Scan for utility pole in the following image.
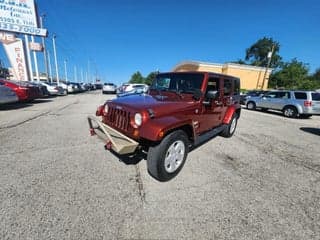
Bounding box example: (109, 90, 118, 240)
(64, 60, 68, 82)
(31, 35, 40, 82)
(24, 35, 33, 81)
(74, 65, 77, 82)
(47, 50, 53, 83)
(52, 34, 59, 84)
(40, 14, 49, 81)
(81, 68, 84, 82)
(261, 45, 275, 90)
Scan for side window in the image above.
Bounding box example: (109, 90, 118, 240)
(294, 92, 307, 99)
(265, 92, 277, 98)
(234, 78, 240, 95)
(223, 78, 232, 96)
(206, 77, 220, 93)
(277, 91, 290, 99)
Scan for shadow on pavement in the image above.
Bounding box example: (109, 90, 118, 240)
(0, 102, 33, 110)
(31, 99, 54, 104)
(110, 149, 147, 165)
(300, 127, 320, 136)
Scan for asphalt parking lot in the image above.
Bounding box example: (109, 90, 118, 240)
(0, 91, 319, 240)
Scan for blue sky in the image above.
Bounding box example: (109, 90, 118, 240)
(1, 0, 319, 85)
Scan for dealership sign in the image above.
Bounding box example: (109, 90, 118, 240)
(29, 41, 43, 51)
(0, 31, 16, 44)
(0, 0, 47, 36)
(3, 38, 29, 81)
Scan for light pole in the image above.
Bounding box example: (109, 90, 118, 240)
(47, 50, 53, 83)
(261, 45, 274, 90)
(40, 14, 49, 81)
(31, 35, 40, 82)
(74, 65, 77, 82)
(64, 60, 68, 82)
(52, 34, 59, 84)
(24, 35, 33, 81)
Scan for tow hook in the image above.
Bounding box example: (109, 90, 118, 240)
(90, 128, 96, 136)
(104, 141, 112, 150)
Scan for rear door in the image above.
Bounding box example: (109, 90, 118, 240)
(200, 76, 224, 132)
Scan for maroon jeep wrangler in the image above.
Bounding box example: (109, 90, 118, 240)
(88, 71, 241, 181)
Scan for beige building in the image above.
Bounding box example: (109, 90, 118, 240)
(172, 61, 273, 90)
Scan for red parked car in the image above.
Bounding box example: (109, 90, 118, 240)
(0, 79, 42, 102)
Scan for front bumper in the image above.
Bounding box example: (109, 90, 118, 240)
(87, 115, 138, 154)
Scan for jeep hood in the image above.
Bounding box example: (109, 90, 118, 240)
(110, 94, 196, 116)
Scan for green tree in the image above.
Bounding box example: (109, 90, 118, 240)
(245, 37, 282, 68)
(145, 71, 158, 85)
(312, 68, 320, 81)
(269, 58, 310, 89)
(129, 71, 144, 84)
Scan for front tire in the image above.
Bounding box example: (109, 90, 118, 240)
(246, 101, 256, 110)
(221, 113, 238, 138)
(147, 130, 189, 182)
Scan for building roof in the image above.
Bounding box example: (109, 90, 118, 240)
(173, 60, 273, 73)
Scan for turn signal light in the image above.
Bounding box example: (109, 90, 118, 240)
(96, 105, 104, 116)
(158, 131, 164, 138)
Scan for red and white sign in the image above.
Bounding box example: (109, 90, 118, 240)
(0, 31, 17, 44)
(3, 38, 29, 81)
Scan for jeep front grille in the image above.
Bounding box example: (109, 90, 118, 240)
(107, 107, 131, 131)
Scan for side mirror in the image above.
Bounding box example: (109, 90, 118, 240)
(206, 90, 218, 99)
(193, 89, 202, 100)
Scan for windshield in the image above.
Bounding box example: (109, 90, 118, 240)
(150, 73, 204, 94)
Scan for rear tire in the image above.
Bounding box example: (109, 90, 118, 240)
(283, 106, 298, 118)
(221, 113, 238, 138)
(147, 130, 189, 182)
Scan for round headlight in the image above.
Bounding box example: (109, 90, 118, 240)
(134, 113, 142, 126)
(104, 104, 109, 113)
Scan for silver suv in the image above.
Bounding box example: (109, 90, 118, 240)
(245, 90, 320, 118)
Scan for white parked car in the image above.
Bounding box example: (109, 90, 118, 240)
(0, 82, 19, 104)
(40, 82, 65, 96)
(119, 83, 149, 93)
(102, 83, 117, 94)
(58, 82, 68, 94)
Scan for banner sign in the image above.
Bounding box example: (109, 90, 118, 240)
(3, 38, 29, 81)
(29, 41, 43, 51)
(0, 0, 47, 36)
(0, 31, 16, 44)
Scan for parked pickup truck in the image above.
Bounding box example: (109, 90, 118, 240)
(88, 71, 241, 181)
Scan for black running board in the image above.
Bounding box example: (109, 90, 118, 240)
(193, 125, 226, 146)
